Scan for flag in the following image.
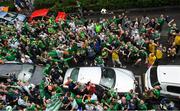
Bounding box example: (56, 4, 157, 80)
(0, 6, 9, 12)
(45, 93, 62, 111)
(55, 12, 67, 22)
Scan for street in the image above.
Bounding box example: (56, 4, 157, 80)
(67, 9, 180, 99)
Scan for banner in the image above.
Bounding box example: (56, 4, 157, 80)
(0, 6, 9, 12)
(55, 12, 67, 22)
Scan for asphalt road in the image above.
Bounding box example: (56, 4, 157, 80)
(82, 9, 180, 79)
(69, 9, 180, 96)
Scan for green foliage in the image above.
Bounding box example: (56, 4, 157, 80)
(50, 1, 63, 13)
(33, 0, 180, 12)
(33, 0, 56, 9)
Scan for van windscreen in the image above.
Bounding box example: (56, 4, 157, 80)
(150, 67, 160, 87)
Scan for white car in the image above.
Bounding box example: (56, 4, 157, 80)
(0, 63, 44, 85)
(63, 67, 136, 93)
(145, 65, 180, 98)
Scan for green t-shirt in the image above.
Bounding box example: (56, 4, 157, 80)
(140, 27, 146, 34)
(113, 18, 120, 25)
(158, 18, 165, 26)
(95, 56, 104, 64)
(48, 50, 58, 58)
(38, 40, 45, 49)
(20, 36, 27, 44)
(70, 92, 76, 98)
(49, 17, 55, 24)
(138, 103, 147, 110)
(52, 58, 63, 63)
(125, 93, 132, 101)
(102, 50, 108, 58)
(76, 97, 83, 105)
(43, 64, 51, 75)
(26, 104, 36, 110)
(106, 98, 111, 104)
(80, 31, 86, 39)
(5, 54, 16, 61)
(136, 39, 145, 46)
(55, 86, 63, 93)
(108, 35, 114, 44)
(48, 27, 56, 34)
(23, 22, 30, 31)
(113, 102, 120, 110)
(30, 39, 37, 46)
(152, 32, 160, 40)
(0, 34, 7, 40)
(153, 89, 161, 98)
(108, 89, 117, 97)
(69, 43, 78, 53)
(101, 99, 106, 104)
(95, 24, 102, 33)
(0, 54, 4, 60)
(139, 50, 148, 58)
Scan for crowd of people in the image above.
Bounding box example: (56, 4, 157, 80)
(0, 11, 180, 110)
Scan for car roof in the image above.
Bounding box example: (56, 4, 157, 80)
(16, 14, 26, 21)
(0, 64, 22, 76)
(0, 11, 7, 18)
(157, 65, 180, 85)
(77, 67, 102, 84)
(113, 68, 135, 92)
(0, 63, 43, 84)
(29, 65, 44, 85)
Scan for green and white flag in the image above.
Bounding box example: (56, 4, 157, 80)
(46, 93, 62, 111)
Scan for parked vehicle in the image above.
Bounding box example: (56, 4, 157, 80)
(0, 63, 43, 85)
(63, 67, 136, 93)
(0, 11, 26, 24)
(145, 65, 180, 98)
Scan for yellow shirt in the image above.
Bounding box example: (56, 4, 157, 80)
(112, 51, 119, 60)
(175, 35, 180, 45)
(156, 49, 163, 59)
(148, 54, 156, 65)
(149, 43, 156, 53)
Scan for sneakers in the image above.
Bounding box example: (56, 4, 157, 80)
(122, 65, 126, 68)
(119, 65, 126, 68)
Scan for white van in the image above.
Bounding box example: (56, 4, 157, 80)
(145, 65, 180, 98)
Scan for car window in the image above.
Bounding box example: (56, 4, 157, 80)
(4, 12, 17, 19)
(70, 68, 79, 81)
(167, 86, 180, 94)
(100, 68, 116, 89)
(0, 18, 5, 23)
(150, 67, 160, 87)
(22, 64, 35, 74)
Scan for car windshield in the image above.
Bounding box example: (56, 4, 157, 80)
(4, 12, 17, 20)
(70, 68, 79, 81)
(150, 67, 160, 87)
(100, 67, 116, 89)
(20, 64, 35, 75)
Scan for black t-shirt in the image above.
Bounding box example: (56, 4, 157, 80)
(149, 21, 156, 28)
(124, 48, 129, 55)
